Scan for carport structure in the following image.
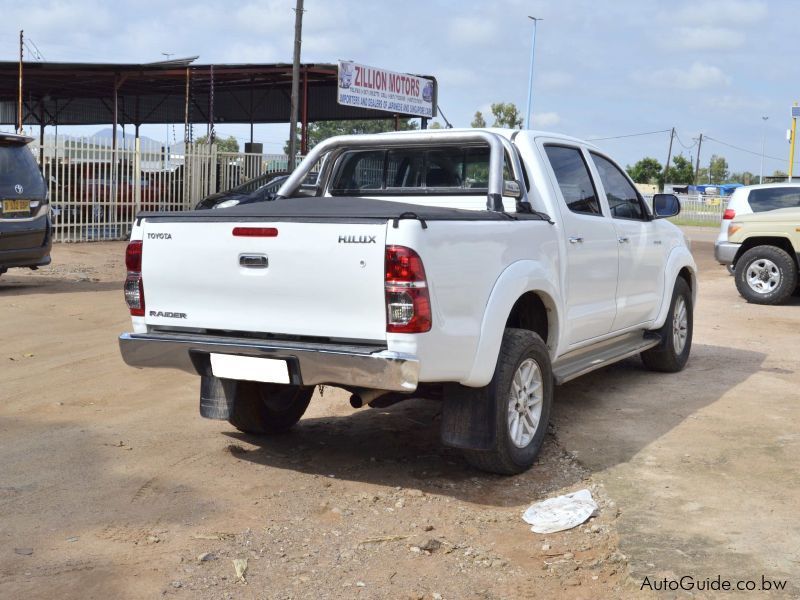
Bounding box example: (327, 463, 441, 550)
(0, 59, 437, 153)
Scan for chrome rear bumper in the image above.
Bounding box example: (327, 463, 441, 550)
(118, 331, 419, 392)
(714, 241, 740, 265)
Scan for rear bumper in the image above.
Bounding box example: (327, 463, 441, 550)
(714, 241, 740, 265)
(0, 214, 52, 270)
(118, 331, 419, 392)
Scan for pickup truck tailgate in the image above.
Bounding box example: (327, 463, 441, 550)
(140, 220, 388, 341)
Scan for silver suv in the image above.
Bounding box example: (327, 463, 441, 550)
(0, 133, 51, 277)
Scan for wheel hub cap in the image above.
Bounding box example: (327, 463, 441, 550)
(507, 358, 544, 449)
(746, 258, 780, 294)
(672, 296, 688, 354)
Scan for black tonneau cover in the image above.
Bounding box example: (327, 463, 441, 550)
(138, 197, 551, 226)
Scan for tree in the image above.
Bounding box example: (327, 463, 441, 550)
(772, 169, 788, 179)
(664, 155, 694, 185)
(428, 121, 443, 129)
(471, 111, 487, 128)
(728, 171, 754, 185)
(626, 157, 663, 184)
(708, 155, 729, 184)
(490, 103, 523, 129)
(195, 134, 239, 152)
(284, 118, 418, 154)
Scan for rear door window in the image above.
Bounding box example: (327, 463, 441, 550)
(747, 187, 800, 212)
(544, 145, 602, 216)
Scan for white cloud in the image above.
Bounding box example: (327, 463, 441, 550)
(532, 112, 561, 127)
(704, 95, 771, 111)
(538, 70, 574, 90)
(633, 62, 731, 90)
(447, 16, 499, 46)
(669, 0, 767, 25)
(674, 26, 745, 50)
(435, 67, 477, 87)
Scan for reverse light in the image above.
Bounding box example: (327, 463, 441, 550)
(385, 245, 431, 334)
(723, 208, 736, 220)
(124, 240, 145, 316)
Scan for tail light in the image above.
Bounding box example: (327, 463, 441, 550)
(723, 208, 736, 220)
(124, 240, 145, 316)
(385, 245, 431, 333)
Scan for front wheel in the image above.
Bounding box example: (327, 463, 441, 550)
(641, 277, 693, 372)
(734, 245, 798, 305)
(228, 382, 314, 435)
(462, 329, 553, 475)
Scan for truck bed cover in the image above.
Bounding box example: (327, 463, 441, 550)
(138, 197, 550, 225)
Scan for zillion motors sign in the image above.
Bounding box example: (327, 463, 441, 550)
(337, 60, 436, 118)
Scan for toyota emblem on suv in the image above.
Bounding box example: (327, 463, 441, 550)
(14, 184, 23, 194)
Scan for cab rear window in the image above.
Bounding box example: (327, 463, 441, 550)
(747, 187, 800, 212)
(329, 146, 511, 195)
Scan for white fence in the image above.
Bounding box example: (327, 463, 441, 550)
(646, 193, 727, 225)
(31, 137, 295, 243)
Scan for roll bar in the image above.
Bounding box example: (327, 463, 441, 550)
(275, 130, 530, 212)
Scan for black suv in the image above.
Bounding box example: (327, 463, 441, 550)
(0, 133, 51, 276)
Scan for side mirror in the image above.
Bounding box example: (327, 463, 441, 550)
(503, 179, 522, 198)
(653, 193, 680, 218)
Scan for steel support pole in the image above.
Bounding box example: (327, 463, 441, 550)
(288, 0, 304, 170)
(759, 116, 768, 184)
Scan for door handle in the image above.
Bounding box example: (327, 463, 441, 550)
(239, 254, 269, 268)
(568, 236, 584, 244)
(618, 237, 630, 244)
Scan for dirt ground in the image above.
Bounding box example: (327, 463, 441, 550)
(0, 229, 798, 599)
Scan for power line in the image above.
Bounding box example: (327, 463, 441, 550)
(674, 131, 696, 150)
(704, 135, 796, 165)
(587, 128, 671, 142)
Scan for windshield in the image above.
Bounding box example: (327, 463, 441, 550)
(0, 144, 46, 198)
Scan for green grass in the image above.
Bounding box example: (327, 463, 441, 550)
(668, 217, 720, 227)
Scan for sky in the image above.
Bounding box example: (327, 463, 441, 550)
(0, 0, 797, 175)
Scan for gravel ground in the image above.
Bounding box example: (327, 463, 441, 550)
(0, 231, 797, 599)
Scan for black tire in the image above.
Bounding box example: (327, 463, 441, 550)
(462, 329, 553, 475)
(734, 245, 798, 305)
(228, 382, 313, 435)
(641, 277, 693, 373)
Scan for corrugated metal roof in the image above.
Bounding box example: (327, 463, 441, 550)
(0, 61, 437, 126)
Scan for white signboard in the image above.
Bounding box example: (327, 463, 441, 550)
(337, 60, 435, 118)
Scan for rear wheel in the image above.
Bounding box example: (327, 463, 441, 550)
(734, 245, 797, 305)
(228, 382, 313, 435)
(462, 329, 553, 475)
(641, 277, 693, 372)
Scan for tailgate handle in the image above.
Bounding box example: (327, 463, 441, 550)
(239, 254, 268, 268)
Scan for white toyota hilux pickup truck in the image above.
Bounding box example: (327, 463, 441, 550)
(119, 128, 696, 474)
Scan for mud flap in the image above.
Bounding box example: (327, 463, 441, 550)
(440, 384, 496, 451)
(199, 375, 238, 420)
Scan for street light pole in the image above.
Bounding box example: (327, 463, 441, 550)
(525, 17, 542, 130)
(759, 116, 768, 184)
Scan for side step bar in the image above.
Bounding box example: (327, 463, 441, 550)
(552, 332, 661, 385)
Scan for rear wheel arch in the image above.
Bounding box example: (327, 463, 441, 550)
(504, 290, 557, 352)
(734, 236, 798, 269)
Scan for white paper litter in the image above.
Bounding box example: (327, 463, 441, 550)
(522, 489, 598, 534)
